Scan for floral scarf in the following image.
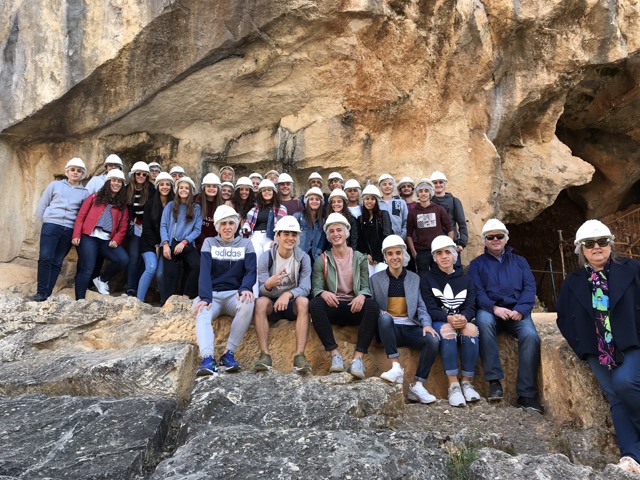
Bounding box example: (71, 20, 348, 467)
(586, 259, 620, 367)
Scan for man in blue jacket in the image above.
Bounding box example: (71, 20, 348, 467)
(468, 219, 543, 413)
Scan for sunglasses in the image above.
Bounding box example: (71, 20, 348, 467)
(135, 172, 148, 177)
(581, 238, 611, 249)
(485, 234, 505, 241)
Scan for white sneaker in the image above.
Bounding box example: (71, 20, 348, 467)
(448, 383, 467, 407)
(461, 381, 481, 402)
(92, 277, 110, 295)
(407, 383, 436, 404)
(380, 365, 404, 384)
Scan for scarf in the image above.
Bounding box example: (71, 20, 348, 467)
(586, 259, 620, 367)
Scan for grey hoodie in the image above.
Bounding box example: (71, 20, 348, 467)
(36, 180, 89, 228)
(258, 244, 311, 299)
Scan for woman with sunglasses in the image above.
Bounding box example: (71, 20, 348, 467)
(557, 220, 640, 474)
(195, 173, 224, 251)
(294, 187, 326, 262)
(125, 161, 155, 296)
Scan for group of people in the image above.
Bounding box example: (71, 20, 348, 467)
(30, 155, 640, 473)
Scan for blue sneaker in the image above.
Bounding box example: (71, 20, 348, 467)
(196, 355, 218, 376)
(219, 351, 241, 372)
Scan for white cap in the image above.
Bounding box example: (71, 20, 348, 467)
(481, 219, 509, 237)
(382, 234, 406, 253)
(65, 158, 87, 180)
(308, 172, 323, 184)
(213, 205, 240, 229)
(377, 173, 394, 185)
(131, 161, 150, 173)
(106, 169, 126, 181)
(362, 184, 382, 201)
(148, 162, 161, 170)
(235, 177, 253, 189)
(344, 179, 361, 190)
(154, 172, 174, 186)
(274, 216, 302, 233)
(277, 173, 294, 184)
(265, 169, 280, 178)
(104, 154, 124, 167)
(574, 220, 614, 253)
(327, 172, 344, 183)
(219, 165, 235, 175)
(221, 181, 234, 189)
(397, 176, 414, 188)
(305, 187, 325, 204)
(328, 189, 348, 201)
(323, 212, 351, 233)
(430, 171, 448, 182)
(249, 172, 263, 180)
(431, 235, 457, 255)
(174, 176, 196, 194)
(170, 166, 185, 175)
(258, 179, 277, 192)
(415, 178, 434, 197)
(201, 173, 221, 186)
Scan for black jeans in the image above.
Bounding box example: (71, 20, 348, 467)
(415, 249, 434, 276)
(162, 243, 200, 302)
(309, 297, 379, 354)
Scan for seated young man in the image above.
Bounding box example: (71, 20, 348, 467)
(309, 213, 379, 379)
(193, 205, 257, 375)
(254, 216, 312, 373)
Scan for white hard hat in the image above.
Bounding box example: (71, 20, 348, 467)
(170, 166, 185, 175)
(219, 165, 235, 174)
(323, 212, 351, 233)
(154, 172, 173, 185)
(415, 178, 434, 191)
(106, 169, 126, 181)
(65, 157, 86, 171)
(104, 154, 124, 167)
(382, 234, 406, 253)
(327, 172, 344, 182)
(277, 173, 294, 184)
(258, 179, 277, 192)
(430, 171, 448, 182)
(344, 179, 361, 190)
(201, 173, 221, 186)
(221, 182, 234, 190)
(431, 235, 457, 255)
(131, 161, 150, 173)
(397, 176, 414, 188)
(249, 172, 263, 180)
(265, 169, 280, 178)
(328, 189, 348, 201)
(148, 161, 161, 170)
(274, 216, 302, 233)
(481, 219, 509, 237)
(574, 220, 614, 253)
(305, 187, 325, 203)
(377, 173, 394, 185)
(213, 205, 240, 228)
(361, 184, 382, 201)
(174, 176, 196, 194)
(308, 172, 323, 184)
(235, 177, 253, 189)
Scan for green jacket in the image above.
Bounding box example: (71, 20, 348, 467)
(312, 249, 371, 298)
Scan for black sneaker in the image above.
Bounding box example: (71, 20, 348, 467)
(26, 293, 47, 302)
(518, 396, 544, 414)
(488, 380, 503, 401)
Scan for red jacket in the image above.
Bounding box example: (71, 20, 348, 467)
(73, 194, 129, 245)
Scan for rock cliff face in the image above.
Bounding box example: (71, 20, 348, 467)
(2, 1, 640, 261)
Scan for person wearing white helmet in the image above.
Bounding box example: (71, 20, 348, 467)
(220, 181, 234, 202)
(277, 172, 303, 215)
(422, 235, 480, 407)
(254, 216, 312, 374)
(406, 178, 452, 275)
(148, 162, 162, 183)
(71, 169, 129, 300)
(86, 154, 124, 194)
(344, 179, 362, 218)
(264, 169, 280, 184)
(357, 185, 392, 277)
(160, 177, 202, 303)
(229, 177, 256, 224)
(309, 213, 380, 380)
(430, 171, 468, 268)
(370, 235, 440, 404)
(137, 172, 175, 303)
(557, 220, 640, 473)
(219, 166, 235, 183)
(397, 176, 415, 208)
(327, 172, 345, 191)
(378, 173, 408, 240)
(195, 173, 223, 251)
(307, 172, 323, 189)
(28, 158, 90, 302)
(293, 187, 326, 262)
(124, 161, 155, 296)
(249, 172, 263, 192)
(326, 189, 358, 250)
(169, 166, 186, 182)
(468, 218, 542, 413)
(193, 205, 257, 375)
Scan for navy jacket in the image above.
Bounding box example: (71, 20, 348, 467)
(556, 257, 640, 360)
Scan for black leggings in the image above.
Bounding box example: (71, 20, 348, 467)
(162, 244, 200, 302)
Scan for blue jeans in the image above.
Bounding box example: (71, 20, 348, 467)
(126, 232, 143, 294)
(378, 314, 439, 382)
(475, 309, 540, 397)
(36, 223, 74, 297)
(75, 234, 129, 300)
(137, 251, 165, 302)
(433, 322, 479, 377)
(588, 349, 640, 462)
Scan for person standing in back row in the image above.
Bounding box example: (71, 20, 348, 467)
(430, 171, 468, 267)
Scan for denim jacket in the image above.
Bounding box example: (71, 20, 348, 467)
(293, 212, 325, 261)
(242, 204, 287, 240)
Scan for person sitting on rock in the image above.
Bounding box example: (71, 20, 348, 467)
(309, 213, 379, 379)
(422, 235, 480, 407)
(254, 216, 312, 374)
(193, 205, 257, 375)
(468, 219, 543, 413)
(371, 235, 440, 404)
